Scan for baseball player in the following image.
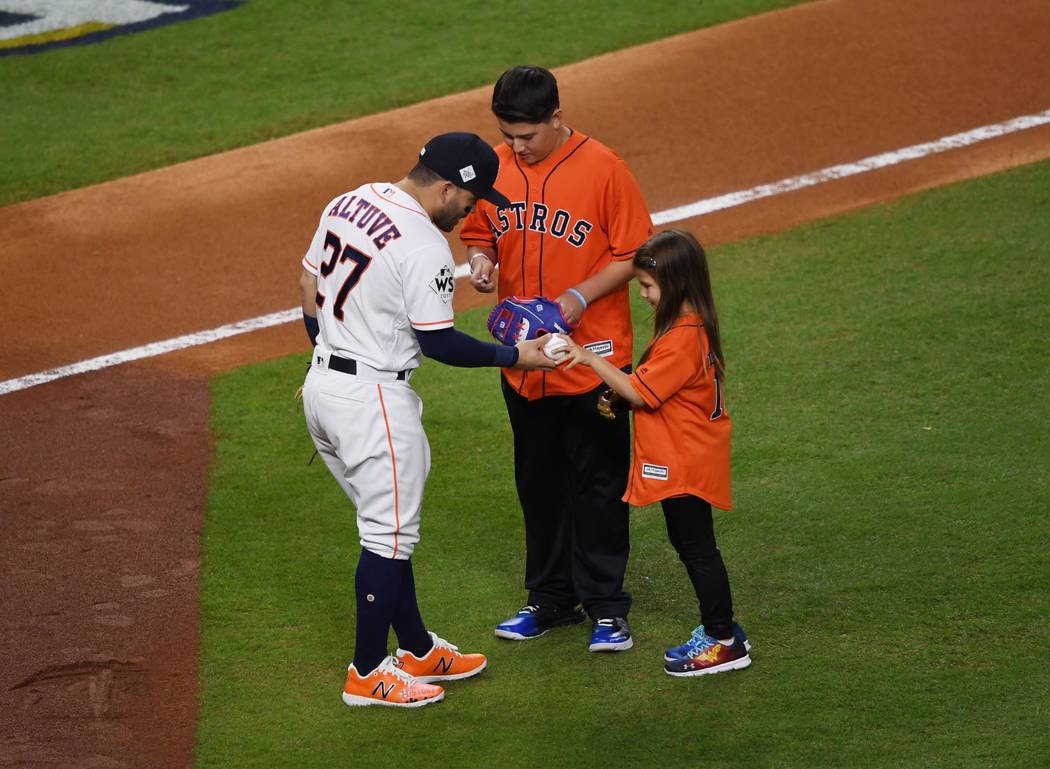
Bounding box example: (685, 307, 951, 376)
(298, 132, 554, 708)
(460, 66, 653, 652)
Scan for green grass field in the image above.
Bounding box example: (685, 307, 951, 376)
(201, 159, 1050, 768)
(0, 0, 805, 207)
(9, 1, 1048, 766)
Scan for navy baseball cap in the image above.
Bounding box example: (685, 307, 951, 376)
(419, 132, 511, 208)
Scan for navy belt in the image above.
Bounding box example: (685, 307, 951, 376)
(328, 354, 408, 381)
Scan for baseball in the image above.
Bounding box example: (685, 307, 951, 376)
(543, 334, 569, 361)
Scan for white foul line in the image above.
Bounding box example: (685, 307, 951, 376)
(0, 310, 300, 395)
(3, 108, 1049, 396)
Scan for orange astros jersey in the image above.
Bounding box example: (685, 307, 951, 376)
(460, 129, 652, 399)
(624, 314, 732, 510)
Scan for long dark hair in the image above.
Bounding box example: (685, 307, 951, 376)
(633, 230, 726, 381)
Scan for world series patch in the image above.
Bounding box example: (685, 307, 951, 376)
(641, 463, 669, 480)
(429, 264, 455, 304)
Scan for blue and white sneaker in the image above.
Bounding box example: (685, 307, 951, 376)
(588, 617, 633, 652)
(664, 622, 750, 662)
(494, 604, 585, 640)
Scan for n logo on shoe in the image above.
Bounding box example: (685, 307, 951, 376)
(434, 656, 454, 674)
(372, 680, 397, 699)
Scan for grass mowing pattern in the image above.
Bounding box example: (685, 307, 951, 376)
(201, 159, 1050, 768)
(0, 0, 806, 207)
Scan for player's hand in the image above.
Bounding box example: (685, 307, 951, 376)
(512, 336, 557, 370)
(469, 253, 496, 293)
(555, 290, 585, 327)
(554, 333, 597, 371)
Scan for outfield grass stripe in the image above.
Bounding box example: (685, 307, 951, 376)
(2, 106, 1048, 396)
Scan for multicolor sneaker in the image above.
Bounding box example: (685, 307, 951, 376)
(664, 623, 751, 662)
(588, 617, 633, 652)
(342, 656, 445, 708)
(664, 632, 751, 677)
(494, 604, 586, 640)
(395, 631, 487, 683)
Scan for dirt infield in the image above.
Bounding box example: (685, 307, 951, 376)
(2, 1, 1049, 766)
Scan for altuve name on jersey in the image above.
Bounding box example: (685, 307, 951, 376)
(328, 195, 402, 250)
(491, 202, 594, 247)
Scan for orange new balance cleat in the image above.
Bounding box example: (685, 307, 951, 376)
(395, 631, 488, 683)
(342, 656, 445, 708)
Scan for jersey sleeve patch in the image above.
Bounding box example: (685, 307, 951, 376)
(428, 264, 456, 304)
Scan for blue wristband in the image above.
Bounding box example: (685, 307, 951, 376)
(566, 287, 588, 310)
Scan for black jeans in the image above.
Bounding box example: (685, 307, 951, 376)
(661, 495, 735, 639)
(502, 377, 632, 619)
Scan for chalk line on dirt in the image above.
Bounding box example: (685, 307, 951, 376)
(3, 108, 1049, 396)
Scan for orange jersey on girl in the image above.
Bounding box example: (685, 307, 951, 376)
(624, 314, 732, 509)
(460, 129, 652, 400)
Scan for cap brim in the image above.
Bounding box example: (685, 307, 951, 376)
(479, 187, 511, 208)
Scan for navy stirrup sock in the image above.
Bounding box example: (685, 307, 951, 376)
(392, 559, 433, 657)
(352, 548, 405, 674)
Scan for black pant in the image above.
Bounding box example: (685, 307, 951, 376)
(661, 495, 735, 640)
(502, 377, 632, 619)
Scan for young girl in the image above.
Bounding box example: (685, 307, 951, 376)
(555, 229, 751, 676)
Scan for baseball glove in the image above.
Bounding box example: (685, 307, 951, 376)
(597, 389, 630, 420)
(487, 296, 576, 345)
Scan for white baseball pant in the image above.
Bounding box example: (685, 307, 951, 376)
(302, 350, 429, 560)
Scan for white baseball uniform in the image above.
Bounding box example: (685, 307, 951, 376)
(300, 182, 457, 560)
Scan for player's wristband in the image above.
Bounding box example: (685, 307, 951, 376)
(303, 311, 319, 346)
(566, 287, 588, 310)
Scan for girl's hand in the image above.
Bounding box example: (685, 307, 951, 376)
(553, 333, 595, 370)
(553, 333, 646, 409)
